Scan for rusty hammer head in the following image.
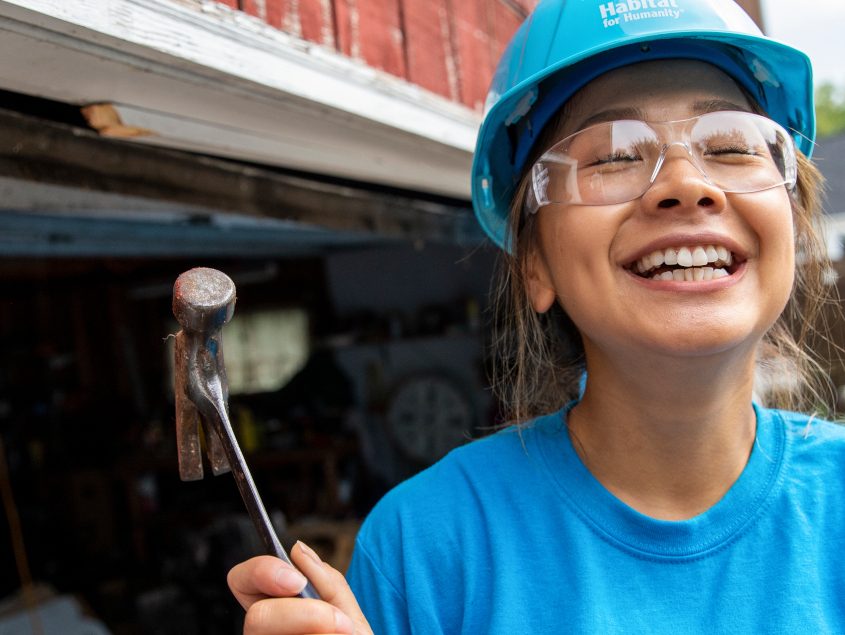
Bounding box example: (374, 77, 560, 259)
(172, 268, 237, 480)
(173, 267, 236, 335)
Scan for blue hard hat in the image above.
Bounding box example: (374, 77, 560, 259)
(472, 0, 815, 251)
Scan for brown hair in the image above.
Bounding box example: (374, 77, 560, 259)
(490, 150, 839, 425)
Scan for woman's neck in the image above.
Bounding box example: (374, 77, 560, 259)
(568, 348, 758, 521)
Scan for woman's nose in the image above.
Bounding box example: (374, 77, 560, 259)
(640, 148, 727, 213)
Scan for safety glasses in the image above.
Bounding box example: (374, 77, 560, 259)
(525, 110, 798, 214)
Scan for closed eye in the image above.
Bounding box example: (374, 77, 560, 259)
(704, 144, 757, 156)
(589, 151, 642, 166)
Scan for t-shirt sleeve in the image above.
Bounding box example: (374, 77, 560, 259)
(346, 536, 411, 635)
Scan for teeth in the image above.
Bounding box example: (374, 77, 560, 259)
(651, 266, 726, 282)
(692, 246, 708, 267)
(664, 248, 678, 266)
(650, 250, 664, 268)
(634, 244, 735, 275)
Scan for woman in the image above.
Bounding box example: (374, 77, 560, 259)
(228, 1, 845, 632)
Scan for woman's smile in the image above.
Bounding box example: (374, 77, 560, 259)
(623, 234, 747, 283)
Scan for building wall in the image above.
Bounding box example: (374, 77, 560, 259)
(212, 0, 534, 111)
(212, 0, 764, 112)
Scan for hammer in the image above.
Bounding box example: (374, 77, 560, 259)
(172, 267, 319, 599)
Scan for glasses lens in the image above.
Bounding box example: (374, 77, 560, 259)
(533, 120, 658, 208)
(690, 111, 796, 193)
(529, 111, 796, 212)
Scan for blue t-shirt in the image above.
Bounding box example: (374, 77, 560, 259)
(347, 404, 845, 634)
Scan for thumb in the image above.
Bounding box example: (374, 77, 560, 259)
(292, 540, 372, 634)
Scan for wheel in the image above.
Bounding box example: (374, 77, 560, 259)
(385, 374, 473, 464)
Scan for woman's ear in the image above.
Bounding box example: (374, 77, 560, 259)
(526, 247, 556, 314)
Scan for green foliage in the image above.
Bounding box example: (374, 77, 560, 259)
(816, 83, 845, 138)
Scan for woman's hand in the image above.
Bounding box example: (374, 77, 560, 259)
(228, 541, 373, 634)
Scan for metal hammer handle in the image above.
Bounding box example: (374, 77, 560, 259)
(173, 267, 319, 600)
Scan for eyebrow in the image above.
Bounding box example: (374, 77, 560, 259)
(571, 107, 645, 131)
(691, 98, 752, 115)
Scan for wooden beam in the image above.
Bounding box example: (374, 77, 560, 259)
(0, 108, 480, 244)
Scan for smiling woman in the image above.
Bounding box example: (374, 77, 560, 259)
(225, 1, 845, 633)
(500, 59, 829, 425)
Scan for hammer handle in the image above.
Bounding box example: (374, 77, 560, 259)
(186, 331, 320, 600)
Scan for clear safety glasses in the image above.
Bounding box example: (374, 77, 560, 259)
(525, 110, 798, 214)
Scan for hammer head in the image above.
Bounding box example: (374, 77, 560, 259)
(172, 268, 237, 481)
(173, 267, 236, 334)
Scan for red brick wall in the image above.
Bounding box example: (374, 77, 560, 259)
(216, 0, 537, 111)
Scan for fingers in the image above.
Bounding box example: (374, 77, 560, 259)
(243, 597, 355, 635)
(229, 543, 373, 635)
(228, 555, 308, 610)
(290, 541, 368, 631)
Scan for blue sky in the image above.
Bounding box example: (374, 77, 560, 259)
(762, 0, 845, 86)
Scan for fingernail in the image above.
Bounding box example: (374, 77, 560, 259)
(333, 607, 355, 634)
(275, 563, 307, 593)
(296, 540, 322, 565)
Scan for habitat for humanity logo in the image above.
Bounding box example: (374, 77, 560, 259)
(599, 0, 683, 28)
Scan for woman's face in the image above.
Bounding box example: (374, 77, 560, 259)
(527, 60, 795, 365)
